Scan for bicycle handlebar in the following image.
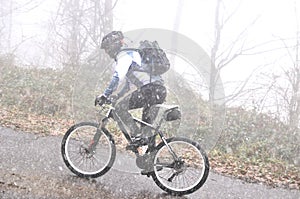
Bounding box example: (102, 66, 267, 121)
(95, 95, 117, 107)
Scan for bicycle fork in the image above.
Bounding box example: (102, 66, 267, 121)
(87, 118, 108, 154)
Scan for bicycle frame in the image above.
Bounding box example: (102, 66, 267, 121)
(90, 103, 179, 160)
(61, 101, 209, 195)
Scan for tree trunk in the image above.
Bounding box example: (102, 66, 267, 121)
(104, 0, 113, 33)
(210, 0, 221, 106)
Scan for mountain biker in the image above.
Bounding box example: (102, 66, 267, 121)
(95, 31, 167, 145)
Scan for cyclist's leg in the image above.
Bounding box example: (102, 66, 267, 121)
(115, 90, 143, 137)
(115, 84, 166, 138)
(141, 84, 167, 125)
(140, 84, 167, 145)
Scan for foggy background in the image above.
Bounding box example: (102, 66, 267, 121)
(0, 0, 299, 190)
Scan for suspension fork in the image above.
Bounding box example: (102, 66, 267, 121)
(87, 117, 109, 153)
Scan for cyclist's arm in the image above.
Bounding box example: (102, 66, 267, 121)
(103, 52, 132, 97)
(103, 71, 119, 97)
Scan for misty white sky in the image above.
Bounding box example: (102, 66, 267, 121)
(4, 0, 300, 106)
(114, 0, 299, 102)
(10, 0, 299, 74)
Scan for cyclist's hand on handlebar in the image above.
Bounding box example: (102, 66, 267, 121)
(95, 94, 107, 106)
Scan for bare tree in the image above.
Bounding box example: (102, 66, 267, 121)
(0, 0, 43, 65)
(254, 5, 300, 129)
(284, 5, 300, 129)
(270, 37, 300, 129)
(210, 0, 260, 106)
(0, 0, 14, 53)
(38, 0, 118, 117)
(46, 0, 117, 69)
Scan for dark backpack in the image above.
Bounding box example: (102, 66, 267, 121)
(138, 40, 170, 76)
(119, 40, 170, 76)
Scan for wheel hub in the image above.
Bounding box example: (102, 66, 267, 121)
(173, 159, 186, 172)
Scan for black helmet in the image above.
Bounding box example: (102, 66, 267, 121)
(101, 31, 124, 58)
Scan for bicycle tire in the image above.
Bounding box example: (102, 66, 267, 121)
(61, 122, 116, 178)
(151, 137, 209, 196)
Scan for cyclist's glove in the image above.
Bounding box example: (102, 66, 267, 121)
(95, 94, 107, 106)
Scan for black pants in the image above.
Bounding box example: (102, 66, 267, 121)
(115, 83, 167, 137)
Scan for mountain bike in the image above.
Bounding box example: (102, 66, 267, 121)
(61, 98, 209, 196)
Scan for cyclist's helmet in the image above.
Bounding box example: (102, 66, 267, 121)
(101, 31, 124, 59)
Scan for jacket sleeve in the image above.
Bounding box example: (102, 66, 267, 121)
(103, 51, 136, 97)
(103, 71, 119, 97)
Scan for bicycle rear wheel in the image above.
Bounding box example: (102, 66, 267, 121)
(152, 137, 209, 196)
(61, 122, 116, 178)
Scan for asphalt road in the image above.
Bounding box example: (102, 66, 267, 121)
(0, 126, 299, 199)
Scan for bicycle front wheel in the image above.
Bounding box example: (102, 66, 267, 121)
(152, 137, 209, 196)
(61, 122, 116, 178)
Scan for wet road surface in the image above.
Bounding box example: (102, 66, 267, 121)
(0, 126, 299, 199)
